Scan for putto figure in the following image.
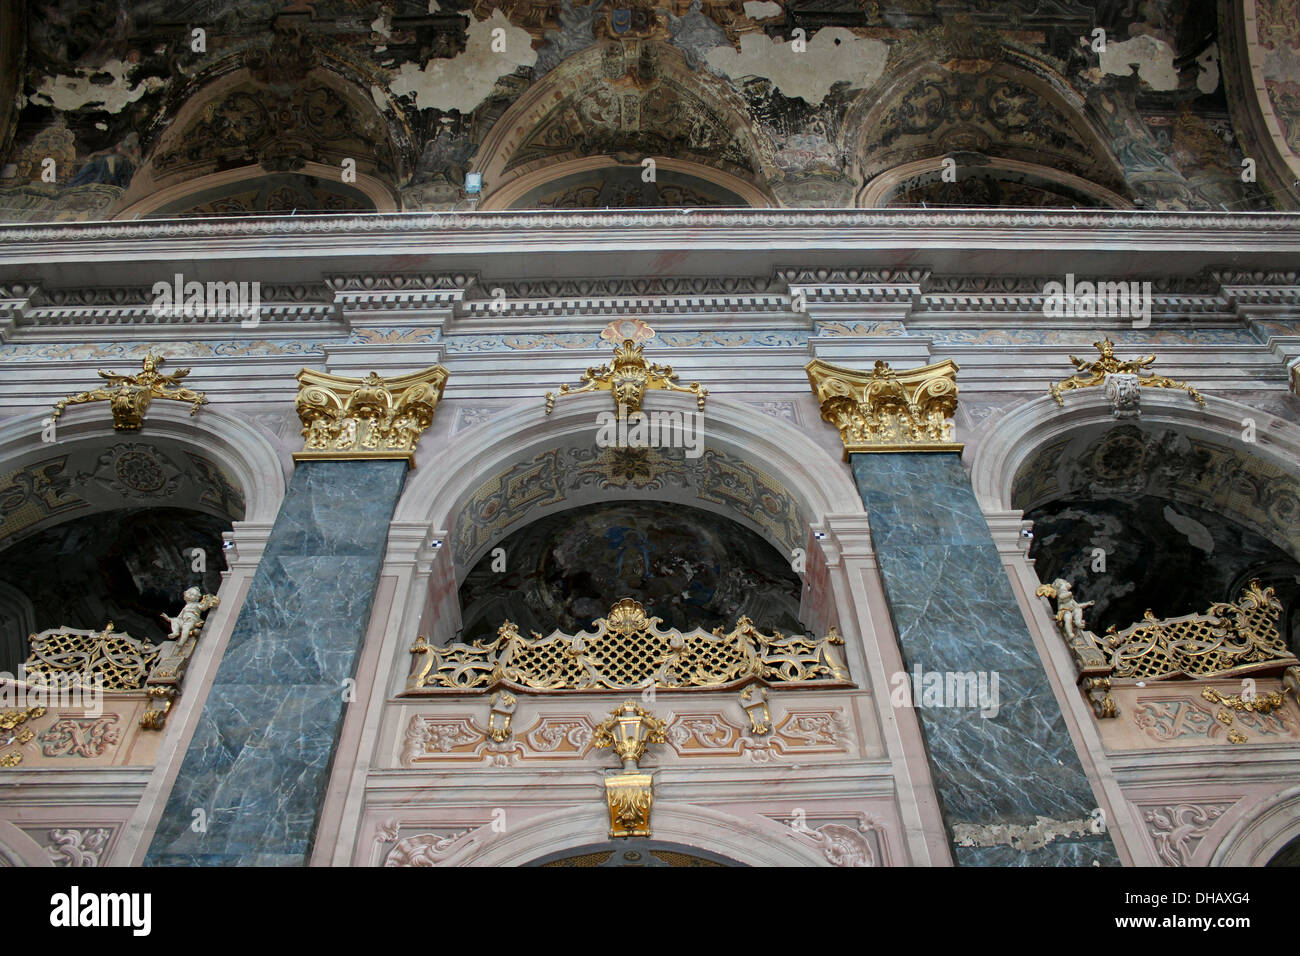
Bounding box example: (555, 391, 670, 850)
(160, 587, 219, 649)
(1038, 578, 1094, 643)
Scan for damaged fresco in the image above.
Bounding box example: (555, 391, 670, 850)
(0, 0, 1289, 219)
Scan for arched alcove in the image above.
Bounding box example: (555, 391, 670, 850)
(113, 53, 407, 218)
(469, 41, 778, 209)
(970, 390, 1300, 650)
(0, 402, 285, 669)
(524, 838, 744, 866)
(456, 498, 805, 642)
(847, 54, 1130, 208)
(392, 390, 861, 658)
(857, 154, 1131, 209)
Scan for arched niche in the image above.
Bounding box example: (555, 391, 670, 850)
(478, 156, 768, 210)
(857, 154, 1131, 209)
(0, 403, 285, 666)
(395, 390, 861, 646)
(969, 390, 1300, 641)
(448, 802, 828, 867)
(524, 838, 745, 867)
(456, 498, 806, 642)
(469, 41, 777, 208)
(1210, 785, 1300, 866)
(112, 61, 406, 218)
(847, 54, 1130, 208)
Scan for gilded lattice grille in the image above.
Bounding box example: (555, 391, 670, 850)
(1103, 582, 1293, 681)
(406, 598, 851, 695)
(25, 626, 159, 690)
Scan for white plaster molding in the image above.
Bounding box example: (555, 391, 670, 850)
(0, 401, 285, 524)
(1208, 783, 1300, 866)
(443, 802, 830, 867)
(396, 390, 863, 566)
(968, 389, 1300, 517)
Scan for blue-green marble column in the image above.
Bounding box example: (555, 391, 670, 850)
(852, 451, 1119, 866)
(146, 459, 407, 866)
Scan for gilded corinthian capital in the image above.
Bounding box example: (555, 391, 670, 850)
(293, 365, 448, 463)
(805, 358, 961, 458)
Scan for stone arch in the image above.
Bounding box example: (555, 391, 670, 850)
(399, 391, 861, 576)
(0, 400, 286, 537)
(469, 41, 779, 207)
(393, 390, 861, 647)
(0, 822, 54, 867)
(847, 54, 1130, 207)
(477, 155, 770, 210)
(0, 402, 285, 662)
(1209, 785, 1300, 866)
(856, 154, 1132, 209)
(452, 801, 829, 867)
(112, 57, 408, 218)
(968, 389, 1300, 563)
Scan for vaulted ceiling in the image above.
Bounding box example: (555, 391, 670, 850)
(0, 0, 1293, 219)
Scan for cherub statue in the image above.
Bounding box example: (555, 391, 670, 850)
(1035, 579, 1093, 643)
(160, 587, 219, 649)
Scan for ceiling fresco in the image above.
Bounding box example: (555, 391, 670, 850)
(0, 0, 1287, 218)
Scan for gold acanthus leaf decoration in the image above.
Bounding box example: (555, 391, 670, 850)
(805, 357, 961, 458)
(545, 338, 707, 418)
(1048, 337, 1205, 407)
(51, 350, 207, 431)
(294, 365, 448, 462)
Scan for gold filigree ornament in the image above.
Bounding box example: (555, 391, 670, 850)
(1048, 337, 1205, 407)
(294, 365, 448, 463)
(545, 338, 706, 418)
(51, 350, 207, 431)
(404, 598, 851, 694)
(805, 358, 961, 459)
(594, 701, 666, 838)
(1037, 579, 1298, 719)
(0, 706, 46, 768)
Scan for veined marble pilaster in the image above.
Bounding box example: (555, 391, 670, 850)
(144, 460, 408, 866)
(850, 452, 1119, 865)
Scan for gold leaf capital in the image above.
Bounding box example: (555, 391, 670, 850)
(805, 357, 961, 458)
(293, 365, 448, 462)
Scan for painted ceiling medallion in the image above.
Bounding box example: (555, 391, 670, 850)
(805, 357, 961, 457)
(50, 351, 207, 431)
(294, 365, 449, 463)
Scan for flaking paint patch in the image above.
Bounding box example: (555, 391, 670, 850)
(29, 58, 166, 113)
(1196, 43, 1220, 95)
(1097, 35, 1178, 91)
(705, 27, 887, 105)
(742, 1, 782, 18)
(389, 11, 537, 113)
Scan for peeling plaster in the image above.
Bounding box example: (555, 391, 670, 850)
(29, 58, 166, 113)
(1196, 42, 1219, 96)
(743, 1, 782, 18)
(389, 11, 536, 114)
(705, 27, 887, 105)
(1097, 35, 1178, 91)
(951, 816, 1098, 852)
